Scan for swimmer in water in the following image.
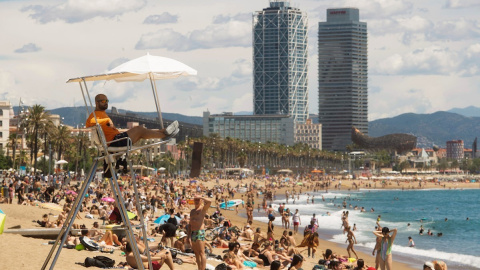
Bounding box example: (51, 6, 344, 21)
(408, 236, 415, 247)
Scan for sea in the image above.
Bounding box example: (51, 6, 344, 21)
(252, 188, 480, 270)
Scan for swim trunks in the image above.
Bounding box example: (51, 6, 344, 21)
(109, 132, 129, 147)
(191, 229, 206, 242)
(293, 222, 299, 226)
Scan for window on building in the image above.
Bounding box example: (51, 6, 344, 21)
(0, 109, 3, 116)
(0, 132, 2, 138)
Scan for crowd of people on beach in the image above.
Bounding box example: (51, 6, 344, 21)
(1, 170, 456, 270)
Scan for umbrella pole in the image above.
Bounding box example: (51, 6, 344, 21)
(149, 73, 164, 129)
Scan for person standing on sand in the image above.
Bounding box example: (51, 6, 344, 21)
(187, 195, 211, 270)
(373, 227, 397, 270)
(372, 224, 382, 270)
(345, 226, 358, 259)
(292, 209, 301, 234)
(246, 203, 254, 223)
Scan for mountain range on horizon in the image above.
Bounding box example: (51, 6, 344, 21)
(13, 106, 480, 149)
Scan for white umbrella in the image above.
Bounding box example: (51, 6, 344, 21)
(55, 160, 68, 165)
(67, 53, 197, 129)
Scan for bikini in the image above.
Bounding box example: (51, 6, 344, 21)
(258, 251, 270, 266)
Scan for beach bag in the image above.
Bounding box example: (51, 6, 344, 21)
(84, 257, 105, 268)
(94, 256, 115, 267)
(84, 256, 115, 268)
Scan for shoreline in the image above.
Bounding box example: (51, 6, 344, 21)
(220, 180, 416, 270)
(1, 177, 477, 269)
(222, 179, 480, 270)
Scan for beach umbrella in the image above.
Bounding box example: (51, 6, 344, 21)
(311, 169, 322, 173)
(101, 197, 115, 203)
(40, 202, 63, 212)
(67, 53, 197, 129)
(65, 190, 77, 195)
(0, 208, 5, 234)
(154, 214, 181, 225)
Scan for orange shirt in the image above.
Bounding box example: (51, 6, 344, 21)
(86, 110, 120, 142)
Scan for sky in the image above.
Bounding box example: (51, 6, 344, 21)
(0, 0, 479, 121)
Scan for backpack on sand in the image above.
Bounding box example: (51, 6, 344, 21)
(84, 256, 115, 268)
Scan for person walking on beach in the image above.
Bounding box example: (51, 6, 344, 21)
(373, 227, 397, 270)
(292, 209, 301, 234)
(297, 231, 319, 258)
(187, 195, 211, 270)
(345, 226, 359, 259)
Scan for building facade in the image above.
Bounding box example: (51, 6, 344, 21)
(0, 101, 13, 151)
(253, 0, 308, 124)
(294, 119, 322, 150)
(318, 8, 368, 151)
(446, 140, 464, 160)
(203, 111, 295, 146)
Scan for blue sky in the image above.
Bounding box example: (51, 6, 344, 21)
(0, 0, 479, 120)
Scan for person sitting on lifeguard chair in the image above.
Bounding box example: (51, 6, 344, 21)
(86, 94, 179, 177)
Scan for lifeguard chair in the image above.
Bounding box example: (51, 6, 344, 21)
(42, 54, 197, 270)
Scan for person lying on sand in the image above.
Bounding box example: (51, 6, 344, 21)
(124, 242, 175, 270)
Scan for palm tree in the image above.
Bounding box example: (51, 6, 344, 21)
(161, 152, 176, 176)
(22, 105, 52, 174)
(52, 125, 72, 161)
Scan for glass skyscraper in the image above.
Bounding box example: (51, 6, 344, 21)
(253, 0, 308, 124)
(318, 8, 368, 151)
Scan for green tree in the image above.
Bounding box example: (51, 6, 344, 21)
(22, 104, 52, 174)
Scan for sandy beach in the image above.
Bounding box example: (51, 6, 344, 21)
(0, 177, 476, 270)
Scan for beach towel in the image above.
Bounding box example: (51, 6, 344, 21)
(243, 261, 257, 268)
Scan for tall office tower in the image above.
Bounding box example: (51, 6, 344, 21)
(253, 0, 308, 124)
(318, 8, 368, 151)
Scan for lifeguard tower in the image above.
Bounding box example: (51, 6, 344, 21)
(41, 54, 197, 270)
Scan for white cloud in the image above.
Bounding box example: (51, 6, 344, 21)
(368, 16, 433, 42)
(213, 13, 251, 24)
(427, 18, 480, 41)
(135, 18, 251, 51)
(0, 70, 15, 94)
(231, 92, 253, 112)
(173, 58, 251, 92)
(21, 0, 147, 24)
(343, 0, 414, 19)
(373, 45, 480, 76)
(143, 12, 178, 24)
(444, 0, 480, 8)
(135, 28, 191, 51)
(14, 43, 41, 53)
